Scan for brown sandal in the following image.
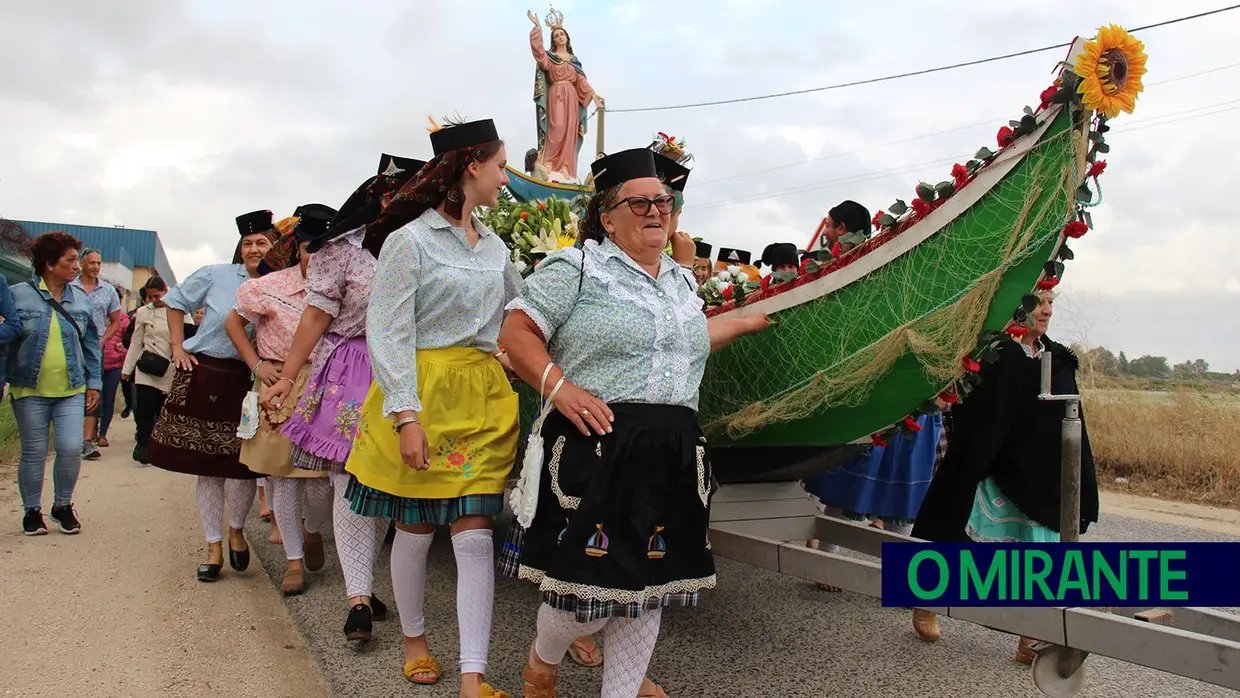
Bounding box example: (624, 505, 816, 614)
(281, 567, 305, 596)
(522, 663, 557, 698)
(567, 636, 603, 667)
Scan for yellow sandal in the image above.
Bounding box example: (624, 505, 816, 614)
(480, 683, 511, 698)
(403, 655, 441, 685)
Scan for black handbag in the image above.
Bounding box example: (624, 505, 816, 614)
(136, 350, 171, 377)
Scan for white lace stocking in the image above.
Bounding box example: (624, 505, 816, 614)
(534, 605, 607, 666)
(196, 476, 225, 544)
(303, 477, 332, 535)
(225, 478, 257, 530)
(601, 610, 663, 698)
(271, 477, 306, 560)
(331, 471, 385, 599)
(452, 529, 495, 675)
(391, 529, 434, 637)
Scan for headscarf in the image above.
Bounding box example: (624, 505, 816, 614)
(255, 215, 301, 274)
(259, 204, 338, 275)
(361, 141, 502, 258)
(307, 158, 426, 254)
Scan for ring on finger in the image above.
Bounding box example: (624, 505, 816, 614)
(582, 408, 592, 417)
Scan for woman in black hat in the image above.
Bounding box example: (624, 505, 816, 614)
(260, 154, 422, 642)
(342, 120, 518, 697)
(146, 211, 275, 582)
(499, 147, 770, 697)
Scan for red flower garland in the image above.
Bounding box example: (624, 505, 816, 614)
(911, 198, 932, 219)
(902, 415, 923, 432)
(871, 433, 888, 447)
(963, 356, 981, 373)
(1087, 160, 1107, 178)
(1036, 276, 1060, 291)
(997, 126, 1015, 148)
(1006, 326, 1030, 339)
(722, 285, 734, 300)
(1064, 220, 1089, 239)
(939, 389, 960, 404)
(951, 163, 969, 188)
(872, 210, 887, 230)
(1039, 85, 1058, 111)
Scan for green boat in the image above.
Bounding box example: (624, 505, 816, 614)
(508, 31, 1141, 483)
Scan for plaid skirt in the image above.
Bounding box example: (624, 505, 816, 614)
(147, 354, 261, 480)
(344, 476, 503, 526)
(500, 403, 715, 623)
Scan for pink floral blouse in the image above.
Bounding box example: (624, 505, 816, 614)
(233, 266, 307, 361)
(305, 229, 374, 339)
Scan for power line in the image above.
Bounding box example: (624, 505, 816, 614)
(610, 4, 1240, 114)
(687, 98, 1240, 212)
(691, 62, 1240, 190)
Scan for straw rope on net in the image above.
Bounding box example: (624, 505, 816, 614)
(700, 121, 1085, 441)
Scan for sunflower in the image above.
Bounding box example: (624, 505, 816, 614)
(1073, 24, 1148, 119)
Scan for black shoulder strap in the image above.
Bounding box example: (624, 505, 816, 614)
(27, 281, 87, 349)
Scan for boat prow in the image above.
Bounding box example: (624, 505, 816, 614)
(504, 165, 591, 202)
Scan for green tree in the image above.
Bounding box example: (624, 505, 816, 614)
(1128, 355, 1170, 378)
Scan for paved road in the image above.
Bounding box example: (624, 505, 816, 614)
(250, 494, 1240, 697)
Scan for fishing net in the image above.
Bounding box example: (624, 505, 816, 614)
(697, 114, 1085, 445)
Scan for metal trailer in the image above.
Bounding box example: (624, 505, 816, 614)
(706, 351, 1240, 697)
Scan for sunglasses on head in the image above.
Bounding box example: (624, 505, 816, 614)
(607, 194, 675, 216)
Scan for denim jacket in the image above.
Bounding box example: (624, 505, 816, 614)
(0, 276, 22, 385)
(4, 277, 103, 392)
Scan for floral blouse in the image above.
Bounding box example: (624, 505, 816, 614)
(506, 239, 710, 410)
(368, 209, 524, 417)
(233, 266, 307, 361)
(305, 227, 374, 340)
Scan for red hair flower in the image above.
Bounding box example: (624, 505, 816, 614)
(963, 356, 982, 373)
(1064, 220, 1089, 239)
(939, 389, 960, 405)
(997, 126, 1015, 148)
(1006, 325, 1030, 339)
(1087, 160, 1107, 178)
(721, 285, 734, 300)
(1036, 276, 1060, 291)
(871, 433, 888, 447)
(1039, 85, 1059, 110)
(911, 198, 932, 219)
(872, 210, 887, 229)
(903, 415, 923, 432)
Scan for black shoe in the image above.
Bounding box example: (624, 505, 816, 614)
(197, 563, 223, 582)
(22, 509, 47, 536)
(343, 603, 374, 642)
(132, 444, 149, 465)
(228, 535, 250, 571)
(371, 595, 388, 621)
(49, 504, 81, 534)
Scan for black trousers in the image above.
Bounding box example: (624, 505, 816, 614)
(133, 384, 167, 448)
(121, 377, 135, 413)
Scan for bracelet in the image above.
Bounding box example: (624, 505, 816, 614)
(276, 376, 294, 386)
(393, 415, 420, 434)
(250, 359, 265, 379)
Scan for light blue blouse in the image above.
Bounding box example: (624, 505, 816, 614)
(506, 239, 710, 411)
(367, 209, 524, 417)
(163, 263, 250, 361)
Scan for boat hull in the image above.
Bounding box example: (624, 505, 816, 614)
(504, 166, 590, 202)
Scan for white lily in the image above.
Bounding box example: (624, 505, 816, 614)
(727, 265, 741, 276)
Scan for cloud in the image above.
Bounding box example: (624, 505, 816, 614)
(1, 0, 1237, 371)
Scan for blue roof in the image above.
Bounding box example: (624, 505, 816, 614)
(10, 220, 176, 285)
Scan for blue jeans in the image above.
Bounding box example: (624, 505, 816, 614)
(95, 368, 123, 438)
(12, 393, 86, 510)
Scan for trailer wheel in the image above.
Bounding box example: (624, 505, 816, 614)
(1031, 645, 1087, 698)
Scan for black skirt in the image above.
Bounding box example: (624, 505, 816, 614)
(501, 403, 716, 622)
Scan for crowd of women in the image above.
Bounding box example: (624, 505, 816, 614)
(2, 113, 1098, 696)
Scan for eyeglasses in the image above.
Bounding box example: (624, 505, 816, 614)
(608, 195, 675, 217)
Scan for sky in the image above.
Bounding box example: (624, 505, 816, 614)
(2, 0, 1238, 370)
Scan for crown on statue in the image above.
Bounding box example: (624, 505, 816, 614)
(544, 4, 565, 29)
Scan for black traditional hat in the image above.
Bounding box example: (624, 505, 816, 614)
(430, 119, 500, 157)
(653, 152, 690, 192)
(292, 203, 338, 242)
(828, 200, 871, 234)
(590, 148, 658, 192)
(236, 210, 274, 236)
(761, 242, 800, 269)
(717, 247, 751, 265)
(694, 240, 713, 259)
(378, 154, 427, 177)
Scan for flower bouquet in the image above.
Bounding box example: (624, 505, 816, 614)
(699, 265, 759, 307)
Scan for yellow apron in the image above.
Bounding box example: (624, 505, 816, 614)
(345, 347, 518, 500)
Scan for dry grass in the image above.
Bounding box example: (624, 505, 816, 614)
(1085, 388, 1240, 508)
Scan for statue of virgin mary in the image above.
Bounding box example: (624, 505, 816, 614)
(527, 7, 604, 183)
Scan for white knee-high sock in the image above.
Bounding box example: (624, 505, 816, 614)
(224, 478, 257, 530)
(196, 476, 226, 544)
(271, 477, 305, 560)
(391, 529, 434, 637)
(453, 529, 496, 675)
(534, 605, 608, 666)
(600, 610, 663, 698)
(331, 471, 384, 599)
(303, 477, 332, 535)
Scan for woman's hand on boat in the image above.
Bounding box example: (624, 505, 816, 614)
(528, 9, 539, 25)
(262, 377, 292, 409)
(746, 313, 773, 334)
(552, 383, 613, 436)
(399, 422, 432, 470)
(172, 346, 197, 371)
